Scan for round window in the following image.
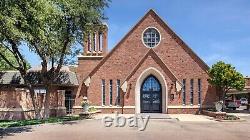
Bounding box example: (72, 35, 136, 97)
(142, 27, 161, 48)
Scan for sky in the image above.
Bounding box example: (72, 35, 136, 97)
(22, 0, 250, 76)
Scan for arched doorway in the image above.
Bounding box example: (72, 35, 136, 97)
(140, 75, 162, 113)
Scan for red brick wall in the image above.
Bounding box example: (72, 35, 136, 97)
(0, 86, 69, 120)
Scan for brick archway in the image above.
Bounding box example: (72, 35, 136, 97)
(135, 67, 168, 114)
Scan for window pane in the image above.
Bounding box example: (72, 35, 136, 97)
(182, 79, 186, 105)
(198, 79, 201, 105)
(102, 79, 105, 105)
(190, 79, 194, 105)
(116, 80, 121, 106)
(143, 28, 160, 48)
(110, 80, 113, 105)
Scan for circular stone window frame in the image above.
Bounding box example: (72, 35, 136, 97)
(141, 26, 161, 48)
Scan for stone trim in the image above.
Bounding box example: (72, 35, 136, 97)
(0, 107, 66, 112)
(135, 67, 168, 114)
(168, 105, 213, 109)
(72, 106, 135, 109)
(141, 26, 162, 48)
(84, 76, 91, 87)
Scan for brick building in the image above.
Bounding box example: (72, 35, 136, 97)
(0, 9, 228, 119)
(74, 9, 219, 114)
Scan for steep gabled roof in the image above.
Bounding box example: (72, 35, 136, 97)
(121, 49, 179, 85)
(150, 10, 210, 71)
(84, 9, 209, 81)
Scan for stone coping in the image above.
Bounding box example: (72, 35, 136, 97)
(72, 106, 135, 109)
(0, 107, 66, 112)
(73, 105, 212, 109)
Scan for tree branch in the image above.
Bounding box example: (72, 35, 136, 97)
(0, 47, 20, 70)
(33, 42, 46, 62)
(55, 19, 71, 73)
(6, 39, 27, 73)
(55, 37, 69, 73)
(0, 52, 19, 70)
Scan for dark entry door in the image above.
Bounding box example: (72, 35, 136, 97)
(65, 91, 74, 114)
(141, 75, 162, 113)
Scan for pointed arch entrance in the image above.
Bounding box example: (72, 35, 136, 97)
(141, 75, 162, 113)
(135, 67, 168, 114)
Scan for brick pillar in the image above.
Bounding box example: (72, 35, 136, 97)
(102, 26, 108, 55)
(83, 33, 89, 55)
(96, 31, 100, 53)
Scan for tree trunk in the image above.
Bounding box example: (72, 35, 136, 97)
(27, 85, 41, 119)
(43, 85, 51, 119)
(222, 91, 226, 112)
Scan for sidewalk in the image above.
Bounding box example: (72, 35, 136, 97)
(168, 114, 215, 122)
(94, 113, 215, 122)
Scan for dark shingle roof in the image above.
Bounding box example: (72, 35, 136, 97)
(0, 71, 78, 86)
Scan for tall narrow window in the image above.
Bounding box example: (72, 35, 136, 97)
(116, 79, 121, 106)
(93, 33, 97, 51)
(109, 80, 113, 105)
(99, 33, 103, 51)
(182, 79, 186, 105)
(101, 79, 105, 106)
(88, 33, 92, 52)
(198, 79, 201, 105)
(190, 79, 194, 105)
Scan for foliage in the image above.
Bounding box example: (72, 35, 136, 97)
(0, 48, 30, 71)
(88, 107, 98, 112)
(208, 61, 245, 110)
(81, 100, 90, 106)
(209, 61, 245, 95)
(0, 116, 80, 128)
(0, 0, 109, 119)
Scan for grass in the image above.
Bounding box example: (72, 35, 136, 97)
(223, 115, 240, 120)
(0, 116, 80, 128)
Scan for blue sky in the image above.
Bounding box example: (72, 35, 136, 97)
(23, 0, 250, 76)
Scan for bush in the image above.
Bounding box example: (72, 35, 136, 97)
(88, 107, 97, 112)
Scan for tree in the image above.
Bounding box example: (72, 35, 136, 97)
(208, 61, 245, 110)
(0, 0, 109, 119)
(0, 48, 31, 71)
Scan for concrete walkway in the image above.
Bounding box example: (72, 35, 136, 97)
(2, 116, 250, 140)
(94, 113, 215, 122)
(168, 114, 215, 122)
(227, 113, 250, 117)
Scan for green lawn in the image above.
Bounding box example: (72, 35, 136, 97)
(0, 116, 80, 128)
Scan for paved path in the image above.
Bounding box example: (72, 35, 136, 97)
(168, 114, 215, 122)
(1, 114, 250, 140)
(95, 113, 214, 122)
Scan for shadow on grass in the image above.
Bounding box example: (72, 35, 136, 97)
(0, 126, 32, 139)
(0, 116, 82, 138)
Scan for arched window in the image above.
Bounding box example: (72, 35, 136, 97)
(142, 75, 161, 92)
